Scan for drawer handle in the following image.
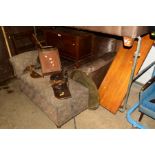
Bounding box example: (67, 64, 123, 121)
(72, 43, 75, 46)
(57, 33, 62, 37)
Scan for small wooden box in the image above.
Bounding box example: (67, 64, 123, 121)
(38, 47, 61, 76)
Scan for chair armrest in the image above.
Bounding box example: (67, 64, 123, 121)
(139, 76, 155, 102)
(9, 50, 38, 78)
(141, 76, 155, 91)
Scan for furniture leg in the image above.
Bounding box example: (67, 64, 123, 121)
(119, 36, 142, 112)
(73, 117, 77, 129)
(138, 113, 144, 122)
(57, 125, 61, 129)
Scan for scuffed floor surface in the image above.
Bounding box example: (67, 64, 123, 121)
(0, 79, 155, 129)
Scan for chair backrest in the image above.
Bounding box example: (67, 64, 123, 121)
(139, 66, 155, 103)
(152, 66, 155, 78)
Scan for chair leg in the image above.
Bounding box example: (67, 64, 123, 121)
(57, 125, 61, 129)
(138, 113, 144, 122)
(73, 117, 77, 129)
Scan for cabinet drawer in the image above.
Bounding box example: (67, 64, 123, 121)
(44, 31, 63, 49)
(60, 35, 78, 58)
(45, 30, 79, 58)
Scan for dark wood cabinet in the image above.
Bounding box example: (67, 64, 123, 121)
(44, 27, 93, 65)
(4, 26, 50, 55)
(0, 26, 51, 82)
(0, 26, 118, 83)
(4, 26, 34, 55)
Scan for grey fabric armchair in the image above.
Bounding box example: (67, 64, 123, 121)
(10, 50, 89, 128)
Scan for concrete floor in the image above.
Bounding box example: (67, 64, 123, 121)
(0, 79, 155, 129)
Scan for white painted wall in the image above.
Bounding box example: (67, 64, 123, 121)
(136, 45, 155, 84)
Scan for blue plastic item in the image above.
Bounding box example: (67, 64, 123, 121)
(126, 64, 155, 129)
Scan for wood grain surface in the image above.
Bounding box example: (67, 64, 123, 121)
(98, 34, 154, 114)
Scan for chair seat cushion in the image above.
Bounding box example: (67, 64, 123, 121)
(19, 73, 89, 127)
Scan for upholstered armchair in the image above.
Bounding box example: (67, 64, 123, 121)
(138, 70, 155, 121)
(127, 68, 155, 128)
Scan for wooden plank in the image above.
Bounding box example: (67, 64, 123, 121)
(98, 34, 154, 114)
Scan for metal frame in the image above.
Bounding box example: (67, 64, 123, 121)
(119, 36, 142, 112)
(126, 102, 146, 129)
